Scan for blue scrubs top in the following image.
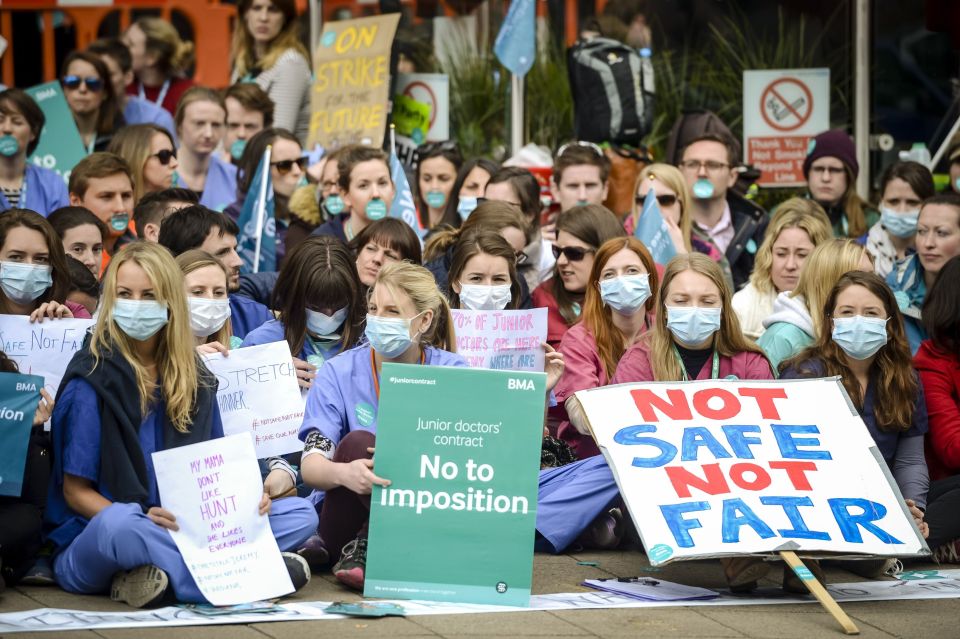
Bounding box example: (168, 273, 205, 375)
(242, 318, 344, 365)
(44, 378, 225, 551)
(124, 97, 177, 144)
(0, 163, 69, 216)
(229, 294, 272, 341)
(173, 154, 237, 213)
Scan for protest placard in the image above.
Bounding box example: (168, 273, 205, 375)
(153, 434, 294, 606)
(308, 14, 400, 150)
(573, 377, 928, 565)
(366, 363, 546, 606)
(0, 315, 92, 397)
(0, 372, 42, 497)
(25, 81, 88, 185)
(451, 308, 547, 372)
(203, 341, 304, 458)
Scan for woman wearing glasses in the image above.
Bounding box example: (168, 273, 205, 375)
(531, 204, 626, 348)
(61, 51, 122, 154)
(0, 89, 69, 216)
(803, 129, 878, 238)
(107, 124, 178, 204)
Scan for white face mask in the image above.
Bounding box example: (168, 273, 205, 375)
(188, 297, 231, 338)
(458, 283, 512, 311)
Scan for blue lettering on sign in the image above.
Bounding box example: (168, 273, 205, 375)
(720, 425, 763, 459)
(681, 427, 733, 462)
(828, 498, 903, 545)
(771, 424, 833, 460)
(614, 425, 678, 468)
(759, 496, 831, 540)
(721, 498, 776, 543)
(659, 501, 709, 548)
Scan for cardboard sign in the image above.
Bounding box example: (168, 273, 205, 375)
(574, 377, 928, 564)
(153, 434, 294, 605)
(25, 81, 88, 185)
(366, 363, 546, 606)
(308, 14, 400, 150)
(451, 308, 547, 371)
(742, 68, 829, 187)
(0, 372, 42, 497)
(203, 341, 304, 458)
(0, 315, 92, 398)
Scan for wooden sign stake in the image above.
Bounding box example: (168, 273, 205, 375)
(780, 551, 859, 635)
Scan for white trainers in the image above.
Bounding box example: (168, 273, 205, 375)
(110, 565, 170, 608)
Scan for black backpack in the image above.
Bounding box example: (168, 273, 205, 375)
(567, 37, 654, 146)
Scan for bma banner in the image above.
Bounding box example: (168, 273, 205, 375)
(574, 377, 928, 565)
(25, 82, 88, 185)
(203, 341, 303, 458)
(451, 308, 547, 371)
(366, 364, 546, 606)
(0, 372, 42, 497)
(153, 434, 294, 605)
(308, 14, 400, 150)
(0, 315, 92, 397)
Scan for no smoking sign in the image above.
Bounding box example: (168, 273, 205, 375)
(760, 78, 813, 132)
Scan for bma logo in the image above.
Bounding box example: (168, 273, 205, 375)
(16, 383, 36, 391)
(508, 378, 535, 391)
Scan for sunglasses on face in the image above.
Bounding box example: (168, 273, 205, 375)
(61, 75, 103, 92)
(151, 149, 177, 165)
(271, 157, 309, 175)
(635, 193, 678, 208)
(551, 244, 596, 262)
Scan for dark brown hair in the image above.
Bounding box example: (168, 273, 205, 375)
(879, 161, 935, 202)
(68, 152, 134, 199)
(349, 217, 422, 265)
(486, 166, 542, 227)
(553, 144, 611, 184)
(423, 200, 530, 262)
(60, 51, 120, 138)
(0, 89, 44, 156)
(224, 82, 275, 128)
(922, 255, 960, 359)
(447, 229, 522, 309)
(0, 209, 73, 312)
(337, 145, 390, 192)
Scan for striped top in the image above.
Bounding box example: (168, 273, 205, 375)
(237, 49, 312, 144)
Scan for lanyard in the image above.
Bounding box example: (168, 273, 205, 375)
(370, 348, 426, 399)
(138, 79, 171, 107)
(84, 136, 95, 155)
(673, 347, 720, 382)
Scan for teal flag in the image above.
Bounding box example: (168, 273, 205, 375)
(388, 151, 426, 239)
(494, 0, 536, 77)
(366, 363, 545, 606)
(236, 148, 276, 274)
(0, 372, 42, 497)
(24, 82, 87, 185)
(634, 189, 678, 265)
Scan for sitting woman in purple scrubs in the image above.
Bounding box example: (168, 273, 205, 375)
(45, 241, 317, 608)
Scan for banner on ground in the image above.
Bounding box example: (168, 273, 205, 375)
(308, 14, 400, 150)
(366, 364, 546, 606)
(153, 434, 294, 606)
(25, 81, 87, 185)
(0, 315, 92, 398)
(203, 341, 303, 458)
(451, 308, 547, 372)
(574, 377, 928, 565)
(0, 372, 42, 497)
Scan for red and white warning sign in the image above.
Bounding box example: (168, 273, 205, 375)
(743, 69, 829, 187)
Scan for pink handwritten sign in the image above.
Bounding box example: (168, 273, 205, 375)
(450, 309, 547, 371)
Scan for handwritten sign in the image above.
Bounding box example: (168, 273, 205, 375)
(153, 434, 294, 605)
(308, 14, 400, 150)
(203, 341, 304, 458)
(0, 315, 92, 397)
(451, 309, 547, 371)
(574, 377, 928, 564)
(25, 81, 88, 185)
(0, 372, 42, 497)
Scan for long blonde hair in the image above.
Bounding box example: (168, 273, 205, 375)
(789, 238, 872, 337)
(373, 262, 456, 352)
(107, 124, 174, 203)
(749, 198, 833, 294)
(647, 253, 765, 381)
(92, 241, 202, 432)
(231, 0, 310, 79)
(175, 249, 233, 349)
(632, 163, 693, 251)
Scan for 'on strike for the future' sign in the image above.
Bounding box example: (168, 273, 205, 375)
(574, 377, 928, 565)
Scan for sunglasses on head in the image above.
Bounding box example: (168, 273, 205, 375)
(271, 157, 309, 175)
(151, 149, 177, 165)
(61, 75, 103, 92)
(418, 140, 459, 156)
(635, 193, 678, 208)
(551, 244, 595, 262)
(556, 140, 604, 159)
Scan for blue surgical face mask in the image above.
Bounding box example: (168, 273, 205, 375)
(880, 206, 920, 238)
(457, 196, 478, 221)
(458, 283, 512, 311)
(323, 194, 345, 216)
(0, 261, 52, 305)
(230, 139, 247, 161)
(666, 305, 722, 347)
(692, 178, 715, 199)
(425, 190, 446, 209)
(599, 274, 651, 315)
(832, 315, 889, 360)
(0, 135, 20, 158)
(110, 212, 129, 233)
(306, 307, 347, 337)
(113, 299, 169, 341)
(366, 199, 387, 221)
(365, 312, 421, 358)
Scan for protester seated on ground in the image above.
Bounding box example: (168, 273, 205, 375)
(758, 238, 874, 370)
(221, 82, 274, 164)
(887, 192, 960, 354)
(865, 161, 934, 278)
(133, 187, 199, 243)
(158, 205, 272, 341)
(311, 146, 395, 244)
(231, 0, 311, 143)
(175, 249, 233, 356)
(172, 87, 237, 212)
(0, 349, 54, 590)
(45, 241, 316, 608)
(483, 166, 554, 289)
(68, 153, 136, 259)
(243, 235, 365, 385)
(0, 89, 69, 215)
(349, 217, 422, 295)
(122, 16, 195, 117)
(434, 158, 499, 229)
(555, 237, 658, 458)
(60, 51, 123, 153)
(0, 209, 90, 320)
(446, 229, 523, 312)
(803, 129, 878, 238)
(107, 124, 178, 206)
(532, 204, 627, 348)
(732, 199, 832, 340)
(416, 141, 463, 230)
(782, 271, 934, 577)
(64, 255, 100, 316)
(224, 127, 307, 264)
(47, 206, 107, 280)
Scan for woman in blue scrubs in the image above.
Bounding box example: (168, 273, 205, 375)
(172, 87, 237, 212)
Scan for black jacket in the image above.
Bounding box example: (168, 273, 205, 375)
(725, 192, 768, 291)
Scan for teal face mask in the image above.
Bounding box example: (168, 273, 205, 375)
(296, 174, 309, 189)
(425, 190, 446, 209)
(457, 196, 478, 221)
(323, 194, 345, 216)
(692, 178, 715, 199)
(230, 139, 247, 161)
(599, 274, 651, 315)
(666, 305, 721, 346)
(113, 299, 169, 341)
(110, 212, 129, 232)
(0, 261, 52, 304)
(366, 199, 388, 221)
(880, 206, 919, 239)
(832, 316, 888, 360)
(0, 135, 20, 157)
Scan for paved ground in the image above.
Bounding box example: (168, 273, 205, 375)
(1, 551, 957, 638)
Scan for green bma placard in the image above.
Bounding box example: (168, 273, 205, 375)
(25, 81, 87, 186)
(365, 363, 545, 607)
